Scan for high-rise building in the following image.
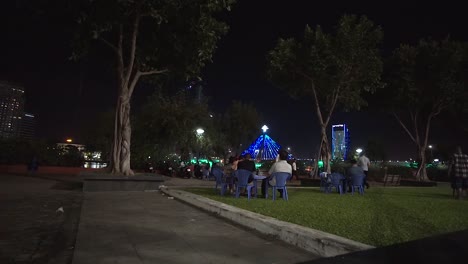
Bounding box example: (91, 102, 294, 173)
(20, 113, 36, 140)
(0, 81, 25, 139)
(331, 124, 350, 160)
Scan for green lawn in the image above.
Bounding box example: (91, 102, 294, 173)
(186, 184, 468, 247)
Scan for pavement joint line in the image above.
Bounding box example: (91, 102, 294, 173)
(159, 187, 374, 258)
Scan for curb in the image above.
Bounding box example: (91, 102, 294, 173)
(160, 188, 374, 257)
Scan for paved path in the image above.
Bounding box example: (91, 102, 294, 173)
(73, 191, 318, 264)
(0, 174, 82, 264)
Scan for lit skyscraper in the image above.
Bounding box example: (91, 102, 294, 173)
(20, 113, 36, 140)
(331, 124, 350, 160)
(0, 81, 25, 139)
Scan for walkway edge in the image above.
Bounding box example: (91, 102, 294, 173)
(160, 188, 374, 257)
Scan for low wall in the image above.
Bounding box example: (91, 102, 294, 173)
(0, 164, 103, 175)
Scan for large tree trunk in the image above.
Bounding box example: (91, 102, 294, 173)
(312, 139, 323, 178)
(320, 127, 332, 174)
(416, 146, 429, 181)
(111, 94, 134, 176)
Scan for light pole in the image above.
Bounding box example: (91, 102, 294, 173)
(356, 148, 363, 159)
(196, 128, 204, 161)
(261, 125, 268, 160)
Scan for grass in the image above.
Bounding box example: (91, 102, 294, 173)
(186, 184, 468, 247)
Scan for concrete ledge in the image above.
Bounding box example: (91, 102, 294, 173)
(160, 188, 374, 257)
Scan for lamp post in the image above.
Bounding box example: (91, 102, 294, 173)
(260, 125, 268, 160)
(355, 148, 363, 159)
(196, 128, 204, 162)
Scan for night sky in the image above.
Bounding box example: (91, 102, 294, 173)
(1, 1, 467, 159)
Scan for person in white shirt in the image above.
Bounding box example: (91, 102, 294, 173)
(358, 152, 371, 189)
(261, 149, 292, 197)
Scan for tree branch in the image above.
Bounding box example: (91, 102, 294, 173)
(423, 112, 434, 148)
(116, 25, 125, 93)
(140, 68, 169, 76)
(309, 80, 325, 126)
(324, 86, 340, 127)
(128, 69, 168, 96)
(393, 112, 418, 144)
(99, 37, 119, 54)
(124, 14, 141, 88)
(414, 110, 420, 146)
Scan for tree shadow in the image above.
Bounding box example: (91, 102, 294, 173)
(296, 229, 468, 264)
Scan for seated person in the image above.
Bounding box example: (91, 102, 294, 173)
(347, 159, 365, 191)
(237, 153, 256, 183)
(261, 149, 292, 198)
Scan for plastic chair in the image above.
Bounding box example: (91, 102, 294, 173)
(326, 173, 344, 195)
(235, 169, 254, 200)
(350, 174, 365, 195)
(212, 168, 227, 195)
(266, 172, 291, 201)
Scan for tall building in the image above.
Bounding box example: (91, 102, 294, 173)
(331, 124, 350, 160)
(20, 113, 36, 140)
(0, 81, 25, 139)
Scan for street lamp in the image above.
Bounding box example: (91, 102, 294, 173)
(356, 148, 363, 154)
(195, 128, 205, 162)
(196, 128, 205, 135)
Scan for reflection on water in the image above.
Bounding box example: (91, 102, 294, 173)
(83, 162, 108, 169)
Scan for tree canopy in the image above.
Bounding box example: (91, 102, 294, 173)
(73, 0, 235, 175)
(268, 15, 383, 174)
(385, 38, 468, 180)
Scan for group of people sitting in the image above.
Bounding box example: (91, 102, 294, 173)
(214, 149, 293, 198)
(321, 152, 371, 193)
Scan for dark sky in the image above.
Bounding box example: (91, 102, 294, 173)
(1, 1, 467, 159)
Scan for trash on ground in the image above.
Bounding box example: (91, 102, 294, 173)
(56, 207, 64, 213)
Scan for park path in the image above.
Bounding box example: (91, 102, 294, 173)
(0, 174, 82, 264)
(72, 191, 318, 264)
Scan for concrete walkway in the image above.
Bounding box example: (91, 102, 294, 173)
(73, 191, 319, 264)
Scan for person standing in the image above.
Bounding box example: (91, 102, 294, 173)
(449, 146, 468, 200)
(291, 158, 298, 180)
(358, 152, 370, 189)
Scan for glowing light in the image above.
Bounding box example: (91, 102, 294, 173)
(318, 160, 324, 168)
(196, 128, 204, 135)
(356, 148, 363, 154)
(434, 159, 439, 162)
(242, 134, 281, 160)
(261, 125, 269, 133)
(428, 145, 433, 149)
(66, 138, 72, 143)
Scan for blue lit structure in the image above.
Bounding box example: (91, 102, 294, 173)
(331, 124, 350, 160)
(242, 126, 282, 160)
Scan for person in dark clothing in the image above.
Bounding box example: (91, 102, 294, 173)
(346, 159, 365, 192)
(236, 153, 256, 183)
